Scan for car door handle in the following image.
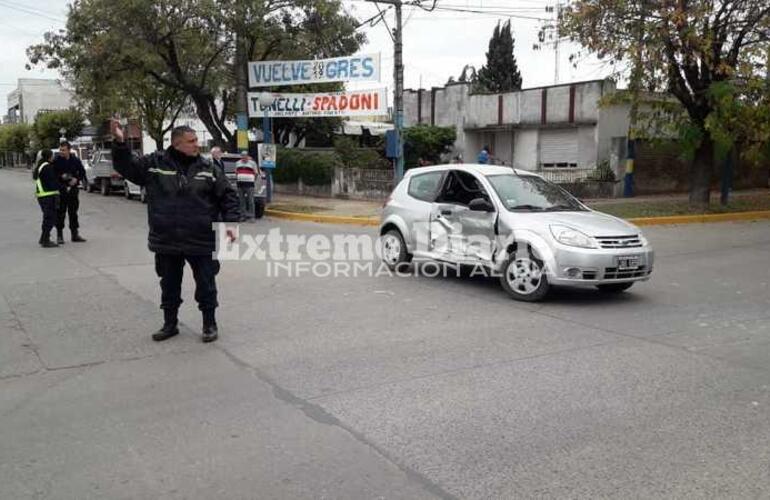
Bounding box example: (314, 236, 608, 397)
(441, 209, 452, 216)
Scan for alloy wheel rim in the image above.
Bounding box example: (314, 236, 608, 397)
(506, 258, 542, 295)
(382, 235, 401, 264)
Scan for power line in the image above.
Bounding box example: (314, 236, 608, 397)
(0, 0, 65, 23)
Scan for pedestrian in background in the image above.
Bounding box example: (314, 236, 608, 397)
(53, 141, 87, 244)
(235, 150, 257, 221)
(211, 146, 224, 170)
(477, 145, 491, 165)
(110, 120, 240, 343)
(33, 149, 60, 248)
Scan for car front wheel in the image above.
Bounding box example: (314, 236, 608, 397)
(100, 178, 110, 196)
(500, 253, 550, 302)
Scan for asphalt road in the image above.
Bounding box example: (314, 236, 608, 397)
(1, 167, 769, 499)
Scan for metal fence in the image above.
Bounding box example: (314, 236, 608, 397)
(537, 167, 594, 184)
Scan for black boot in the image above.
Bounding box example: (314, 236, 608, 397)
(71, 230, 86, 243)
(56, 230, 64, 245)
(40, 236, 58, 248)
(202, 309, 218, 343)
(152, 309, 179, 341)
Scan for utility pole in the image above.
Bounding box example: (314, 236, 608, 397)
(367, 0, 405, 181)
(234, 33, 250, 154)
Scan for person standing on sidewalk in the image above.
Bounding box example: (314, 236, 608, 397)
(110, 120, 240, 343)
(211, 146, 224, 170)
(53, 141, 87, 244)
(235, 151, 257, 221)
(33, 149, 60, 248)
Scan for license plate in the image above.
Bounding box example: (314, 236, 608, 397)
(617, 255, 641, 270)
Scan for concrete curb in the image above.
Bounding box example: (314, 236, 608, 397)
(629, 210, 770, 226)
(265, 208, 380, 226)
(266, 207, 770, 227)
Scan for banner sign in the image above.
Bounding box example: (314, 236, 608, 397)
(258, 143, 276, 169)
(249, 53, 380, 88)
(248, 88, 388, 118)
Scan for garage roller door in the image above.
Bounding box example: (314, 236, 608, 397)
(540, 129, 578, 168)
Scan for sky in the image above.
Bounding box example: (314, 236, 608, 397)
(0, 0, 614, 104)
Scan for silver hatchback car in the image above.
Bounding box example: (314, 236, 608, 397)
(380, 164, 654, 301)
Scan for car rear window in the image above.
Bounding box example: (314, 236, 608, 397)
(408, 171, 443, 202)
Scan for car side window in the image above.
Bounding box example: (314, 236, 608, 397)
(437, 170, 489, 206)
(408, 172, 444, 202)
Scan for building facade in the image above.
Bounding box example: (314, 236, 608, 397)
(6, 79, 75, 124)
(404, 79, 632, 182)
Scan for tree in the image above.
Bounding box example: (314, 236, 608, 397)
(33, 108, 85, 149)
(128, 76, 190, 151)
(561, 0, 770, 207)
(0, 123, 33, 156)
(28, 0, 364, 150)
(476, 20, 523, 93)
(403, 125, 456, 168)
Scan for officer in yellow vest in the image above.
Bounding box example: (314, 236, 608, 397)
(33, 149, 60, 248)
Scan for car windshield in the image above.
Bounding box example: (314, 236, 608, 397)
(486, 174, 586, 212)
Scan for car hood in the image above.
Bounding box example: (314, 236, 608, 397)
(501, 209, 639, 236)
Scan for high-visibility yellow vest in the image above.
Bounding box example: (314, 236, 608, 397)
(35, 162, 58, 198)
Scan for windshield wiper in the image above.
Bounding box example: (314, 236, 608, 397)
(509, 204, 545, 211)
(544, 204, 581, 211)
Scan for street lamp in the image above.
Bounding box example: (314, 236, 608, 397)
(258, 91, 274, 202)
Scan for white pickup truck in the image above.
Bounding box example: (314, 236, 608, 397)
(85, 149, 144, 201)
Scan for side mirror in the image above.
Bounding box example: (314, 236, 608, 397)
(469, 197, 494, 212)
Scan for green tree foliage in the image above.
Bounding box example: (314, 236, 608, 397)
(27, 0, 364, 150)
(403, 125, 456, 168)
(272, 147, 340, 185)
(476, 21, 523, 93)
(561, 0, 770, 207)
(0, 124, 32, 154)
(33, 109, 85, 149)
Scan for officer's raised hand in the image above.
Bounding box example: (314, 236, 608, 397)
(110, 119, 125, 143)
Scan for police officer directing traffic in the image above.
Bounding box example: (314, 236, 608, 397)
(53, 141, 87, 244)
(110, 120, 240, 343)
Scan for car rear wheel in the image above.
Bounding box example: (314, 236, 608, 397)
(254, 200, 265, 219)
(500, 252, 550, 302)
(381, 229, 411, 271)
(100, 178, 110, 196)
(597, 282, 634, 293)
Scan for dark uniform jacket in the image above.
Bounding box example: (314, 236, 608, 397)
(52, 154, 86, 187)
(112, 143, 240, 255)
(34, 161, 60, 192)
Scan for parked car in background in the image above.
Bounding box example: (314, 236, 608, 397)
(124, 179, 146, 203)
(82, 159, 94, 191)
(89, 149, 124, 196)
(219, 152, 267, 218)
(380, 164, 654, 302)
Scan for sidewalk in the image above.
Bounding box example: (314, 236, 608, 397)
(270, 194, 383, 218)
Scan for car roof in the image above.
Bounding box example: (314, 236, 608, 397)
(406, 163, 541, 179)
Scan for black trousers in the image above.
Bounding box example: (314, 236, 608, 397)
(154, 253, 220, 312)
(56, 187, 80, 232)
(38, 195, 59, 236)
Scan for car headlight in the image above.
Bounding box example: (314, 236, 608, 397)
(550, 224, 597, 249)
(639, 233, 649, 246)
